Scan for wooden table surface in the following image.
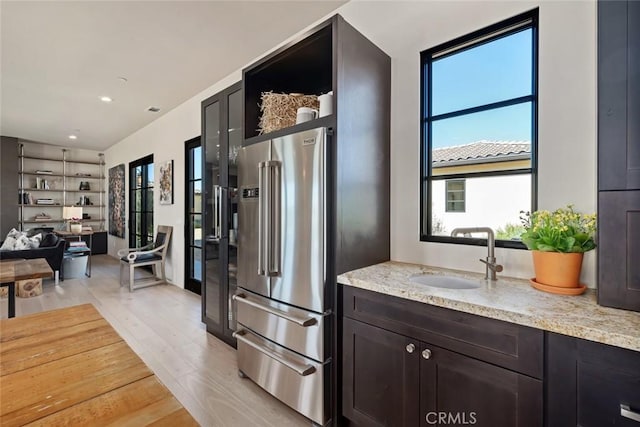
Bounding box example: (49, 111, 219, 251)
(0, 304, 199, 426)
(0, 258, 53, 283)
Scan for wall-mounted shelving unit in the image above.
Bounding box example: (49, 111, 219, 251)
(18, 144, 106, 232)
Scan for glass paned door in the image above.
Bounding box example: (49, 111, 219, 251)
(129, 155, 154, 249)
(185, 137, 203, 295)
(204, 98, 223, 331)
(226, 88, 242, 332)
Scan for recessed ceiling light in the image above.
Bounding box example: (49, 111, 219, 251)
(69, 135, 78, 140)
(100, 96, 113, 103)
(146, 106, 161, 113)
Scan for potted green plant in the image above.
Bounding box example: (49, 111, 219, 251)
(520, 205, 596, 295)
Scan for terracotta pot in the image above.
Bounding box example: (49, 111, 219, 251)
(532, 250, 584, 288)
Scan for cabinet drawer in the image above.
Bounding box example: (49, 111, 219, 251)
(342, 285, 543, 378)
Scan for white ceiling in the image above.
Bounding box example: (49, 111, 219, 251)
(0, 0, 345, 151)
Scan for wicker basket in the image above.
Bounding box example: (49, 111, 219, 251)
(258, 92, 319, 134)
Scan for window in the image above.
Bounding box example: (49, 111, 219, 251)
(420, 10, 538, 248)
(445, 180, 465, 212)
(129, 155, 154, 249)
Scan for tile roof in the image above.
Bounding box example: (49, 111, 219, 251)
(432, 140, 531, 165)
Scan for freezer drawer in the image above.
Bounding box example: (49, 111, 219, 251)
(234, 289, 327, 362)
(234, 328, 329, 426)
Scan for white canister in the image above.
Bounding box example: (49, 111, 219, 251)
(296, 107, 318, 124)
(318, 91, 333, 117)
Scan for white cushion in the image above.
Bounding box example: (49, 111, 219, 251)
(6, 228, 22, 239)
(13, 235, 32, 250)
(29, 233, 42, 248)
(0, 236, 17, 251)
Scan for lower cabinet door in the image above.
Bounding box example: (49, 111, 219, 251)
(342, 318, 420, 427)
(547, 332, 640, 427)
(420, 343, 542, 427)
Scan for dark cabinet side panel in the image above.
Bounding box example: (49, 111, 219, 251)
(342, 317, 419, 427)
(598, 0, 640, 190)
(1, 136, 19, 237)
(334, 16, 391, 275)
(597, 190, 640, 310)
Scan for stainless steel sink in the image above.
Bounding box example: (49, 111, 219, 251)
(409, 274, 482, 289)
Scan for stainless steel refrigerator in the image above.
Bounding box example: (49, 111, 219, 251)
(235, 127, 330, 426)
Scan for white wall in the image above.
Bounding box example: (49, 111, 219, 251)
(336, 1, 596, 286)
(105, 73, 239, 286)
(106, 1, 597, 288)
(432, 175, 531, 235)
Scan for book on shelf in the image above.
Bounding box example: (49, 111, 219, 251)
(20, 192, 34, 205)
(36, 199, 55, 205)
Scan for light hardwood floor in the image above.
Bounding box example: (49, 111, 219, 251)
(0, 255, 309, 427)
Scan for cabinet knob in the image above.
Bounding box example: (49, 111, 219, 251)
(406, 343, 415, 353)
(422, 349, 432, 359)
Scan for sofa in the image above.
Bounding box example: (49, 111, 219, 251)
(0, 233, 66, 283)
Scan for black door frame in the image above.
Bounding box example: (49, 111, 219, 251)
(185, 136, 202, 295)
(128, 154, 154, 249)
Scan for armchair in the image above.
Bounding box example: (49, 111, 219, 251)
(118, 225, 172, 291)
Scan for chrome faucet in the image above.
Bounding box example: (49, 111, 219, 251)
(451, 227, 504, 281)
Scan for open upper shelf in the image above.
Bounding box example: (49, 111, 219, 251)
(243, 21, 333, 140)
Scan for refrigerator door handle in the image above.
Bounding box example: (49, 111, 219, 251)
(258, 162, 267, 276)
(269, 161, 282, 276)
(233, 330, 316, 376)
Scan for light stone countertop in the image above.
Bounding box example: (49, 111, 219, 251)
(338, 261, 640, 352)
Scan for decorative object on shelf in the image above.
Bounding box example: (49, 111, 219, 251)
(295, 107, 318, 124)
(318, 91, 333, 117)
(78, 195, 92, 206)
(520, 205, 597, 295)
(79, 181, 91, 190)
(258, 91, 319, 134)
(159, 160, 173, 205)
(34, 212, 51, 222)
(108, 164, 125, 238)
(63, 206, 83, 234)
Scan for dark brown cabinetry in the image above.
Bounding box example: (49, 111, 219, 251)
(341, 286, 543, 427)
(598, 0, 640, 191)
(597, 191, 640, 309)
(201, 82, 242, 346)
(598, 0, 640, 311)
(547, 332, 640, 427)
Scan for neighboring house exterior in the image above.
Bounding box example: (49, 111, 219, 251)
(430, 141, 531, 237)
